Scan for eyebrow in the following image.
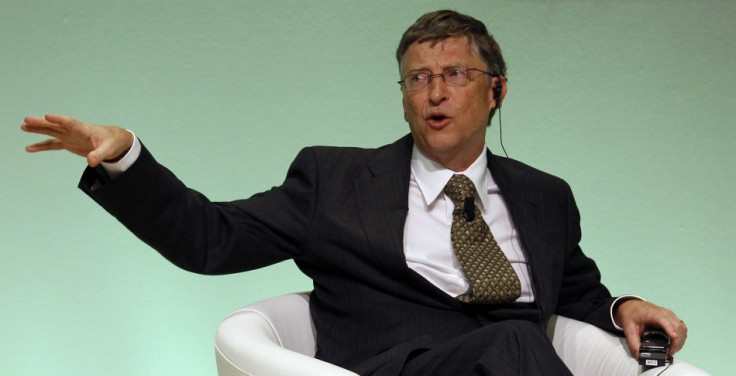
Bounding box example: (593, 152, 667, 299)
(402, 64, 467, 76)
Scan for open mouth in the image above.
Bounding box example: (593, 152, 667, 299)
(427, 113, 450, 127)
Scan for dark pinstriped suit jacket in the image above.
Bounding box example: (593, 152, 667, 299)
(80, 134, 617, 375)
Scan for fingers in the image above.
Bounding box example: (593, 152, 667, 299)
(662, 315, 688, 355)
(22, 114, 74, 127)
(21, 116, 60, 137)
(617, 300, 688, 357)
(43, 114, 77, 125)
(670, 325, 687, 355)
(43, 114, 84, 132)
(22, 114, 101, 163)
(642, 306, 687, 355)
(25, 138, 65, 153)
(21, 114, 81, 138)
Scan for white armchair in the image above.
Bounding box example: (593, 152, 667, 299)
(215, 293, 708, 376)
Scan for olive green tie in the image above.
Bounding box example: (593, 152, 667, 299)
(444, 174, 521, 304)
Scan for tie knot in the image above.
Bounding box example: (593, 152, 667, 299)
(443, 174, 476, 203)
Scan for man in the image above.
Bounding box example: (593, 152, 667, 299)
(22, 10, 686, 375)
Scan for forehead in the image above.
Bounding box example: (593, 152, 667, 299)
(399, 36, 483, 74)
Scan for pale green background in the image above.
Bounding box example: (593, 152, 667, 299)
(2, 0, 733, 375)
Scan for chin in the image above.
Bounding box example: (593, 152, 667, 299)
(423, 140, 461, 159)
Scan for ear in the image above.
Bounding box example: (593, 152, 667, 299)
(491, 75, 508, 110)
(497, 76, 508, 108)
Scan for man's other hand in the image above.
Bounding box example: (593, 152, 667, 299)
(22, 114, 133, 167)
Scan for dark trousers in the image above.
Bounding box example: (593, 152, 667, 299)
(398, 320, 573, 376)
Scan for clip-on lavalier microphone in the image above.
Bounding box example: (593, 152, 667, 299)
(463, 196, 476, 221)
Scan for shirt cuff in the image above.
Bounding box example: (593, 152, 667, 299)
(610, 295, 645, 331)
(100, 130, 140, 179)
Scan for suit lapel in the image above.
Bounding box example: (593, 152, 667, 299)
(487, 152, 554, 310)
(353, 135, 413, 274)
(353, 135, 465, 307)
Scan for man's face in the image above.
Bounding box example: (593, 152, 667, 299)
(400, 36, 498, 171)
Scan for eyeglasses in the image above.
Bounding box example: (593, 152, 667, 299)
(397, 66, 494, 91)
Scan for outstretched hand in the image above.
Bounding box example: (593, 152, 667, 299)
(614, 299, 687, 359)
(21, 114, 133, 167)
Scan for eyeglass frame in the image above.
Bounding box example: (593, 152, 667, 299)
(397, 66, 496, 91)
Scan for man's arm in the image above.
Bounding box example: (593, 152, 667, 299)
(22, 114, 309, 275)
(22, 114, 133, 167)
(550, 178, 687, 358)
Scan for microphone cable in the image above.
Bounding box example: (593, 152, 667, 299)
(498, 108, 508, 158)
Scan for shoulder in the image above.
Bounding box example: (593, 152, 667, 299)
(490, 154, 571, 191)
(295, 134, 413, 175)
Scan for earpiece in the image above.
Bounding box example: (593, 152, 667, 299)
(493, 83, 502, 103)
(489, 81, 503, 119)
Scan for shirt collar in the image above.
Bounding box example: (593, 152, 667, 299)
(410, 145, 489, 210)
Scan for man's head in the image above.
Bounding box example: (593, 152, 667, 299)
(396, 10, 506, 80)
(397, 10, 507, 171)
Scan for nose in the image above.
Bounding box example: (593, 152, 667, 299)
(427, 74, 448, 105)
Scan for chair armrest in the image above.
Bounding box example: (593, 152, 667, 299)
(215, 294, 358, 376)
(548, 315, 710, 376)
(548, 315, 640, 375)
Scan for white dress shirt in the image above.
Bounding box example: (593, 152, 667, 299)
(403, 145, 535, 302)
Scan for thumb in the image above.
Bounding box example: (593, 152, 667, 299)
(86, 150, 104, 167)
(625, 328, 643, 358)
(86, 127, 134, 167)
(86, 139, 118, 167)
(621, 318, 646, 359)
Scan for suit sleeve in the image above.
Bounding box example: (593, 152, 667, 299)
(78, 142, 318, 275)
(554, 184, 619, 332)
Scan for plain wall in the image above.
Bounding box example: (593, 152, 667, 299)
(2, 1, 733, 375)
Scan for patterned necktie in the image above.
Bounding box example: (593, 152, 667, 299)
(443, 174, 521, 304)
